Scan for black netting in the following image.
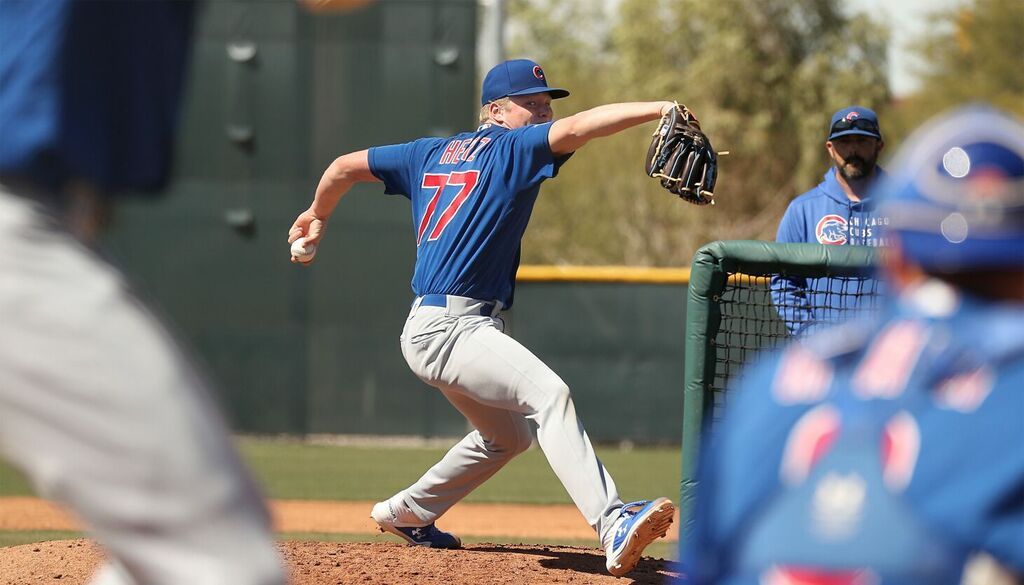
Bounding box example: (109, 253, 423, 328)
(709, 273, 881, 421)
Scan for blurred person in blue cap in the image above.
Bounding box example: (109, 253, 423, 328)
(288, 58, 686, 576)
(0, 1, 286, 583)
(771, 106, 890, 335)
(685, 104, 1024, 584)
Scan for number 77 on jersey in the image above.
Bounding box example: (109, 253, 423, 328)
(416, 170, 481, 245)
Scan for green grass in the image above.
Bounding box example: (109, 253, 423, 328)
(1, 437, 681, 503)
(0, 438, 681, 558)
(0, 463, 32, 497)
(238, 437, 681, 504)
(0, 531, 82, 548)
(0, 438, 679, 503)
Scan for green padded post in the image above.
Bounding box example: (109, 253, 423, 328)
(678, 240, 877, 546)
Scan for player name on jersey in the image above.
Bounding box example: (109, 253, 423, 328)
(437, 136, 492, 165)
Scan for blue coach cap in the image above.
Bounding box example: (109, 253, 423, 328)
(828, 106, 882, 141)
(875, 105, 1024, 271)
(481, 59, 570, 105)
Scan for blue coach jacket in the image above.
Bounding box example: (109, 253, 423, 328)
(770, 169, 890, 335)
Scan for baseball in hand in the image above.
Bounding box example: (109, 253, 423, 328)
(291, 237, 318, 263)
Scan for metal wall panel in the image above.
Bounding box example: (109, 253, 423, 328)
(103, 1, 477, 435)
(103, 1, 689, 443)
(509, 283, 686, 444)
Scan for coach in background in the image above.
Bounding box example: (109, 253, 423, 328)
(0, 2, 285, 584)
(771, 106, 889, 335)
(686, 105, 1024, 584)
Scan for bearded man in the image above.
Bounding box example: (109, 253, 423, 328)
(771, 106, 889, 335)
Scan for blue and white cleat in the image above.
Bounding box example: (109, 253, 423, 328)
(370, 501, 461, 549)
(605, 497, 675, 577)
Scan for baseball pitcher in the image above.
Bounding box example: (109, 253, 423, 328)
(288, 59, 716, 576)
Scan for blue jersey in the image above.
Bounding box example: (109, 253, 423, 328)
(686, 281, 1024, 585)
(771, 169, 890, 335)
(0, 0, 194, 194)
(369, 122, 569, 307)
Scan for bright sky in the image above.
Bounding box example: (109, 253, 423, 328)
(843, 0, 968, 96)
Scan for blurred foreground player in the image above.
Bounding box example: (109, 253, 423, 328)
(0, 2, 285, 583)
(687, 105, 1024, 584)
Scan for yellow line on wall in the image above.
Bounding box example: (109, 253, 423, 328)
(517, 265, 691, 284)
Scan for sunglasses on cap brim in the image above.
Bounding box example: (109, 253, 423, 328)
(830, 118, 880, 135)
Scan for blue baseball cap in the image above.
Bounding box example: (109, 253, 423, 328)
(481, 59, 569, 105)
(875, 105, 1024, 272)
(828, 106, 882, 141)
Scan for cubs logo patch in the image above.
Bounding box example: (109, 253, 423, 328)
(811, 471, 866, 539)
(772, 346, 833, 405)
(852, 320, 927, 400)
(779, 404, 841, 486)
(880, 411, 920, 491)
(934, 366, 994, 412)
(844, 111, 861, 122)
(532, 65, 545, 80)
(816, 214, 848, 245)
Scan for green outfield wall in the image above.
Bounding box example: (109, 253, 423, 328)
(99, 1, 690, 444)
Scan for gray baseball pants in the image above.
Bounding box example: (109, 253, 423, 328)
(0, 185, 285, 585)
(391, 294, 624, 546)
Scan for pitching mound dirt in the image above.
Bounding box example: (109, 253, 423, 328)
(0, 539, 682, 584)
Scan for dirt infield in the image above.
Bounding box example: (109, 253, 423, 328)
(1, 539, 682, 584)
(0, 498, 683, 584)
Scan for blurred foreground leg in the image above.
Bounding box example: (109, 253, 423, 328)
(0, 188, 286, 585)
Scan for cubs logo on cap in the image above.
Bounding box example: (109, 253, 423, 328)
(481, 59, 570, 105)
(828, 106, 882, 141)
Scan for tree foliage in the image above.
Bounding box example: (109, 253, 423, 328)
(887, 0, 1024, 140)
(507, 0, 889, 266)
